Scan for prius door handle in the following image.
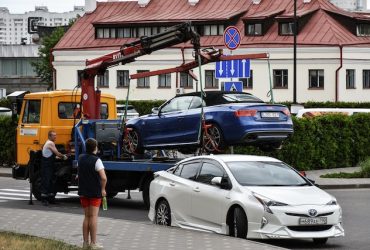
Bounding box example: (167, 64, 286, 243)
(169, 182, 175, 186)
(193, 187, 200, 192)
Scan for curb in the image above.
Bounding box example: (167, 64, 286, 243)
(0, 172, 12, 178)
(319, 183, 370, 189)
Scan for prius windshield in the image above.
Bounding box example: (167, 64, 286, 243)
(226, 161, 310, 186)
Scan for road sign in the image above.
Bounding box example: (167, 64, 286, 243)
(215, 59, 250, 78)
(224, 81, 243, 92)
(223, 26, 241, 50)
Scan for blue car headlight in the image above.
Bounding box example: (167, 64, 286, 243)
(253, 193, 288, 214)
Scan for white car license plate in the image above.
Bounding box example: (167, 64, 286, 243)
(299, 217, 327, 225)
(261, 112, 280, 118)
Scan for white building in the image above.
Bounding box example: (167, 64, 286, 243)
(0, 6, 84, 45)
(330, 0, 367, 11)
(52, 0, 370, 103)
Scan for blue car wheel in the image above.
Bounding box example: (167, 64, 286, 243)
(202, 123, 225, 153)
(122, 128, 144, 155)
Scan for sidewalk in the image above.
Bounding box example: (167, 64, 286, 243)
(0, 207, 284, 250)
(3, 166, 370, 189)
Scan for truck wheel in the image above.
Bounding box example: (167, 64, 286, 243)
(31, 171, 42, 201)
(142, 177, 153, 209)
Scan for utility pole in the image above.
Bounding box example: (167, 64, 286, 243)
(293, 0, 297, 103)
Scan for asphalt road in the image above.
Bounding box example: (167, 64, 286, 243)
(1, 177, 369, 250)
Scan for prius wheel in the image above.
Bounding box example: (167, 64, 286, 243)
(202, 124, 225, 153)
(313, 238, 328, 245)
(155, 200, 171, 226)
(229, 207, 248, 239)
(122, 128, 144, 154)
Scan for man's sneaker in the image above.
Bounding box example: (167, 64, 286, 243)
(90, 242, 103, 249)
(82, 241, 89, 248)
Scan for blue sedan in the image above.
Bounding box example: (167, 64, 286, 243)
(123, 91, 293, 154)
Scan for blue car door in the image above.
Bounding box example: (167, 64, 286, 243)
(144, 96, 193, 146)
(180, 96, 204, 143)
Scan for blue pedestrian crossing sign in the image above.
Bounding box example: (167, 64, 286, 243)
(224, 81, 243, 92)
(215, 59, 250, 78)
(224, 26, 241, 50)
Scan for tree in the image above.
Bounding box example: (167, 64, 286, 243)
(31, 27, 66, 89)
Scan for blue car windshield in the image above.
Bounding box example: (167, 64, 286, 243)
(226, 161, 309, 186)
(222, 94, 263, 103)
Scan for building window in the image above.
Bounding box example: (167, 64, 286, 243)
(137, 70, 150, 88)
(180, 72, 193, 88)
(273, 69, 288, 88)
(363, 70, 370, 89)
(97, 70, 109, 87)
(240, 70, 253, 89)
(246, 23, 262, 36)
(346, 69, 355, 89)
(158, 73, 171, 88)
(117, 70, 130, 88)
(280, 22, 294, 35)
(357, 24, 370, 36)
(205, 70, 219, 88)
(309, 69, 324, 88)
(202, 24, 224, 36)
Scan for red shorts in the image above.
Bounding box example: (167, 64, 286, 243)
(80, 197, 102, 208)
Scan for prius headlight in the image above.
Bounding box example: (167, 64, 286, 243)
(253, 193, 288, 214)
(326, 199, 337, 205)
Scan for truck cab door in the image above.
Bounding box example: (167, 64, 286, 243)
(16, 99, 42, 166)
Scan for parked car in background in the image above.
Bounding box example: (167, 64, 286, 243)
(123, 91, 293, 154)
(149, 154, 344, 244)
(117, 104, 139, 120)
(296, 108, 370, 118)
(0, 107, 12, 116)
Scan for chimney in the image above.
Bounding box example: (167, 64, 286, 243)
(188, 0, 200, 6)
(138, 0, 151, 7)
(85, 0, 97, 13)
(303, 0, 311, 3)
(252, 0, 261, 4)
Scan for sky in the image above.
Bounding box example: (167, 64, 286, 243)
(1, 0, 370, 13)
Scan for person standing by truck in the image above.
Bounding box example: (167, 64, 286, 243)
(41, 130, 67, 206)
(78, 138, 107, 249)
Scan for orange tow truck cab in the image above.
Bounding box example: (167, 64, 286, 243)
(14, 90, 117, 178)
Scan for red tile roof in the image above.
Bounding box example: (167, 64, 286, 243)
(54, 0, 370, 51)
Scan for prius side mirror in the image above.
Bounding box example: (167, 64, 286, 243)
(211, 177, 231, 190)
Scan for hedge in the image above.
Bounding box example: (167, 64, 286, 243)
(234, 114, 370, 170)
(0, 116, 16, 166)
(117, 100, 166, 115)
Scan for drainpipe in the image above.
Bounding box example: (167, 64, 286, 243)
(335, 45, 343, 102)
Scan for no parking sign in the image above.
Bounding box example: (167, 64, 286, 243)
(223, 26, 241, 50)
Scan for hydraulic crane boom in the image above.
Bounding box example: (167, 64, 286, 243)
(80, 22, 200, 119)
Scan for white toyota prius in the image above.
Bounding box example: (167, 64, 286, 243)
(148, 154, 344, 244)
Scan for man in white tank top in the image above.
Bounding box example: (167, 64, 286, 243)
(40, 130, 67, 206)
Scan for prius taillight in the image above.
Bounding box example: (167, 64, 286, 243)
(234, 110, 257, 117)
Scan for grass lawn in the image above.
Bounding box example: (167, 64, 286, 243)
(0, 231, 81, 250)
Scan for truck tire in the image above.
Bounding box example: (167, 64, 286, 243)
(142, 177, 153, 209)
(31, 171, 42, 201)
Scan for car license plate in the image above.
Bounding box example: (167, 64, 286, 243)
(299, 217, 327, 225)
(261, 112, 280, 118)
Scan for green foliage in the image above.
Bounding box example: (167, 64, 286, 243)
(117, 100, 166, 115)
(0, 98, 12, 108)
(280, 102, 370, 108)
(235, 113, 370, 171)
(31, 27, 67, 88)
(321, 157, 370, 178)
(0, 116, 17, 165)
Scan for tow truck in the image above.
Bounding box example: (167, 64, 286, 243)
(12, 22, 268, 207)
